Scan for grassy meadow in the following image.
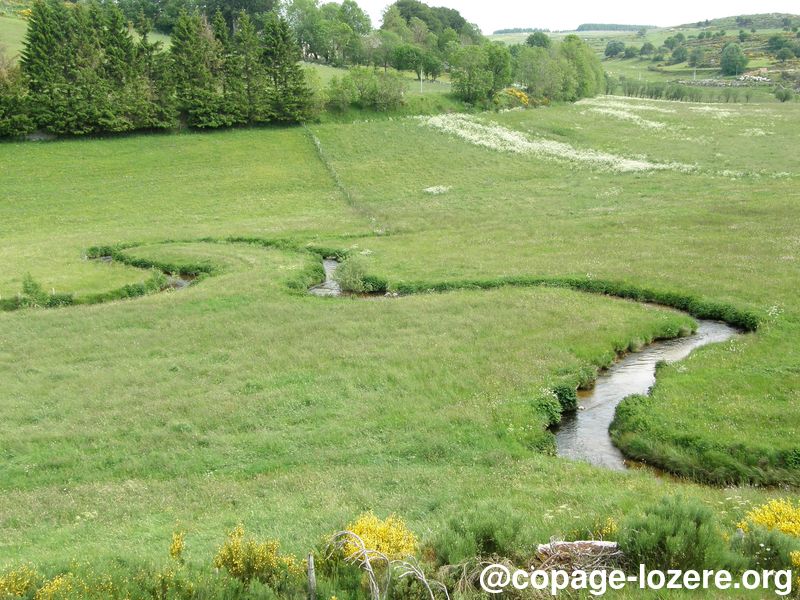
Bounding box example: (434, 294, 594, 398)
(1, 93, 799, 594)
(0, 14, 25, 57)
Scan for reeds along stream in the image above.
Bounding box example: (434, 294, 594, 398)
(554, 320, 738, 471)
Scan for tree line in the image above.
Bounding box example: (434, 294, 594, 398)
(0, 0, 608, 137)
(0, 0, 313, 136)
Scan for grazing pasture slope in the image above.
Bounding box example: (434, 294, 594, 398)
(1, 96, 798, 571)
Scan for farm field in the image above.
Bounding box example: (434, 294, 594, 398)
(1, 93, 799, 581)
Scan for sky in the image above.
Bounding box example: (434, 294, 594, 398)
(356, 0, 800, 34)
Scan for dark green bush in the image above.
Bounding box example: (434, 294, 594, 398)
(551, 383, 578, 413)
(618, 496, 744, 571)
(428, 503, 533, 565)
(333, 257, 386, 294)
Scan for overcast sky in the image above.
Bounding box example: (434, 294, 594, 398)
(356, 0, 799, 34)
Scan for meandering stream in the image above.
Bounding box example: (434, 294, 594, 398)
(304, 258, 740, 472)
(554, 321, 738, 470)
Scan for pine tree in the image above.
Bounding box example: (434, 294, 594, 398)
(66, 3, 113, 134)
(20, 0, 71, 131)
(262, 11, 312, 122)
(211, 10, 245, 124)
(90, 2, 139, 132)
(171, 10, 229, 128)
(233, 11, 269, 123)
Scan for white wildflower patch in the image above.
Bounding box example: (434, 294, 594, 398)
(742, 128, 772, 137)
(423, 185, 451, 195)
(596, 186, 622, 199)
(579, 97, 677, 114)
(688, 106, 737, 119)
(583, 107, 667, 130)
(420, 113, 693, 174)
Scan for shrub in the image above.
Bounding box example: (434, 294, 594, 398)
(344, 68, 406, 112)
(617, 496, 742, 571)
(551, 383, 578, 412)
(731, 526, 800, 571)
(775, 87, 794, 102)
(213, 525, 304, 590)
(326, 76, 356, 112)
(333, 257, 387, 293)
(169, 530, 186, 563)
(21, 273, 48, 307)
(429, 503, 531, 565)
(341, 512, 418, 560)
(494, 87, 529, 110)
(570, 517, 619, 541)
(738, 499, 800, 537)
(0, 565, 38, 596)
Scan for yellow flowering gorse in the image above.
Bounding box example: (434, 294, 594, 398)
(0, 565, 38, 597)
(35, 574, 73, 600)
(738, 499, 800, 537)
(214, 525, 304, 587)
(343, 512, 418, 560)
(170, 530, 186, 562)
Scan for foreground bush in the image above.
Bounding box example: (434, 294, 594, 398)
(618, 496, 742, 571)
(213, 525, 304, 590)
(428, 503, 533, 565)
(738, 498, 800, 538)
(731, 525, 800, 572)
(339, 512, 418, 560)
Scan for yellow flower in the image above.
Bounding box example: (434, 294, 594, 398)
(737, 499, 800, 537)
(792, 552, 800, 591)
(342, 512, 418, 560)
(214, 525, 303, 587)
(0, 565, 38, 597)
(35, 574, 73, 600)
(170, 529, 186, 562)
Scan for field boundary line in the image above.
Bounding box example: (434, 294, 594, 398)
(303, 125, 386, 232)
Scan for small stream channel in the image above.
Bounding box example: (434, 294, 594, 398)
(92, 256, 195, 290)
(308, 259, 342, 297)
(554, 320, 738, 470)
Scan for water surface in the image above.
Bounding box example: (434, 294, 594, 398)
(555, 320, 737, 470)
(308, 259, 341, 297)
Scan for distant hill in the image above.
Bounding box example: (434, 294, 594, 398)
(681, 13, 800, 30)
(576, 24, 652, 32)
(493, 27, 550, 35)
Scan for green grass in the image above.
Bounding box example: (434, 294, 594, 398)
(1, 94, 799, 587)
(0, 14, 26, 58)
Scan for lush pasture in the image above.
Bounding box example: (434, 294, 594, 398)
(312, 98, 800, 484)
(1, 97, 798, 581)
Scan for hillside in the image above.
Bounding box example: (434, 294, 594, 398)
(681, 12, 800, 30)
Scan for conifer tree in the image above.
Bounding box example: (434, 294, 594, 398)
(262, 11, 312, 122)
(234, 11, 269, 123)
(21, 0, 71, 131)
(171, 10, 229, 128)
(211, 10, 244, 124)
